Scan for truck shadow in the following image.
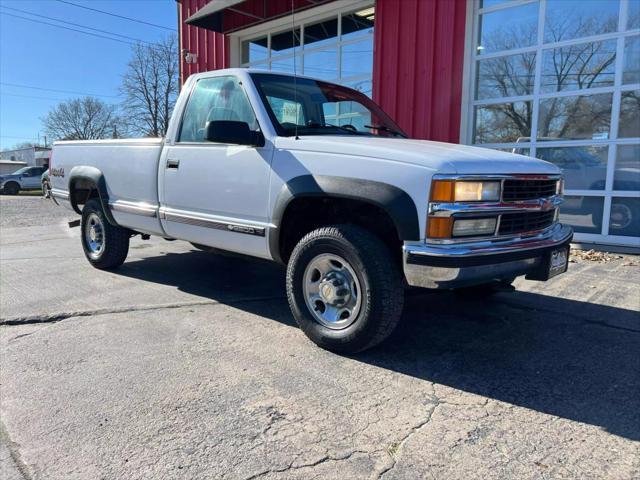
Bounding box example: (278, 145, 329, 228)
(115, 249, 640, 441)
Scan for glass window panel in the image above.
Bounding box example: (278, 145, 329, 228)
(609, 197, 640, 236)
(270, 55, 300, 74)
(538, 93, 612, 140)
(334, 101, 371, 130)
(614, 144, 640, 190)
(342, 10, 375, 41)
(477, 2, 538, 55)
(476, 52, 536, 99)
(304, 17, 338, 48)
(544, 0, 619, 43)
(619, 89, 640, 137)
(535, 146, 608, 190)
(628, 0, 640, 30)
(178, 77, 257, 142)
(241, 36, 268, 64)
(480, 0, 517, 8)
(510, 146, 531, 156)
(559, 195, 604, 234)
(344, 79, 373, 98)
(541, 39, 617, 93)
(341, 38, 373, 78)
(266, 96, 305, 125)
(473, 101, 532, 143)
(270, 27, 301, 57)
(623, 36, 640, 85)
(303, 48, 338, 80)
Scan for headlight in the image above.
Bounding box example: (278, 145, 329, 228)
(452, 218, 497, 237)
(556, 178, 564, 195)
(431, 180, 501, 202)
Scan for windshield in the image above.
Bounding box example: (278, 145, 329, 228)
(10, 167, 29, 175)
(250, 73, 407, 138)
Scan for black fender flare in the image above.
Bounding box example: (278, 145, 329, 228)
(68, 166, 117, 225)
(269, 175, 420, 263)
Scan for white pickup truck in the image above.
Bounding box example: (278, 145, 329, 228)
(50, 69, 572, 353)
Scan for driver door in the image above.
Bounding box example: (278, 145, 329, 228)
(160, 75, 273, 259)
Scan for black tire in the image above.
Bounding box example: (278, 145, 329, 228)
(286, 224, 404, 353)
(81, 198, 130, 269)
(42, 181, 50, 198)
(3, 182, 19, 195)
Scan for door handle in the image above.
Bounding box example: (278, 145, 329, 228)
(166, 159, 180, 169)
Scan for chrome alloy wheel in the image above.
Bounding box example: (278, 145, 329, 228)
(303, 253, 362, 330)
(84, 212, 105, 258)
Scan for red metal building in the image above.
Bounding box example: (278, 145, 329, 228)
(177, 0, 467, 143)
(175, 0, 640, 248)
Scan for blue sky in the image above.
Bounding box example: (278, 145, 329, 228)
(0, 0, 177, 150)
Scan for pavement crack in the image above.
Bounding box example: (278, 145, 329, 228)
(376, 402, 440, 480)
(0, 295, 285, 326)
(0, 420, 32, 480)
(242, 450, 367, 480)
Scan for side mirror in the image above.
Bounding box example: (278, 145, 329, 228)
(204, 120, 264, 147)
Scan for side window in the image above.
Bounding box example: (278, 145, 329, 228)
(179, 76, 258, 143)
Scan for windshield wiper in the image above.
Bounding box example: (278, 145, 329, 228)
(364, 125, 407, 138)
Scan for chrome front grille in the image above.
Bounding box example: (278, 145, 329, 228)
(498, 210, 555, 236)
(502, 179, 557, 201)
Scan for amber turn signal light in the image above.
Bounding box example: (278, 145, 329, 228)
(427, 216, 453, 239)
(430, 180, 455, 202)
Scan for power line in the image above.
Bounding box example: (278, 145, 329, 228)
(54, 0, 174, 31)
(0, 11, 138, 46)
(0, 5, 158, 46)
(1, 82, 121, 99)
(1, 92, 71, 102)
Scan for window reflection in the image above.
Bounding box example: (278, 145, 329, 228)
(270, 27, 301, 58)
(474, 101, 532, 143)
(476, 52, 536, 99)
(477, 2, 538, 54)
(303, 49, 338, 80)
(623, 36, 640, 85)
(536, 146, 608, 190)
(541, 40, 616, 93)
(614, 145, 640, 191)
(304, 17, 338, 48)
(619, 90, 640, 138)
(609, 197, 640, 237)
(538, 93, 612, 140)
(544, 0, 619, 43)
(628, 0, 640, 30)
(241, 36, 268, 64)
(560, 195, 604, 234)
(342, 11, 374, 42)
(341, 39, 373, 78)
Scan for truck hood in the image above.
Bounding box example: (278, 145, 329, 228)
(276, 136, 560, 175)
(0, 174, 19, 181)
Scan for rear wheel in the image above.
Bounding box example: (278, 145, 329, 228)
(81, 198, 130, 269)
(3, 182, 19, 195)
(286, 225, 404, 353)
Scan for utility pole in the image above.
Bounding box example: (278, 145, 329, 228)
(44, 136, 48, 148)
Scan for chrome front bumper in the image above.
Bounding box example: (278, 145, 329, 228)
(403, 223, 573, 289)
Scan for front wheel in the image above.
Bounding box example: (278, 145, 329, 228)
(81, 198, 130, 269)
(286, 225, 404, 353)
(3, 182, 19, 195)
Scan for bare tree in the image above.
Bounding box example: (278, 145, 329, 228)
(42, 97, 119, 141)
(120, 36, 178, 137)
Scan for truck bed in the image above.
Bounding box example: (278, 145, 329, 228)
(50, 138, 165, 235)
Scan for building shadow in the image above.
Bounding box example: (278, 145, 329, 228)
(115, 249, 640, 441)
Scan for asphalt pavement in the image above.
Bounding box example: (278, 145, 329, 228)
(1, 196, 639, 480)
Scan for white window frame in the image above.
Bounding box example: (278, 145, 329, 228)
(228, 0, 374, 92)
(461, 0, 640, 248)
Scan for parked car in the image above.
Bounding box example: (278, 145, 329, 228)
(48, 69, 572, 353)
(41, 169, 51, 198)
(514, 141, 640, 236)
(0, 166, 48, 195)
